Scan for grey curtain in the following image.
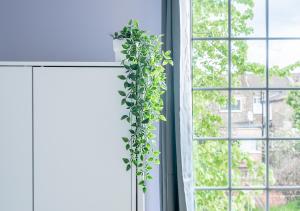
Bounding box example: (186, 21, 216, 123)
(160, 0, 193, 211)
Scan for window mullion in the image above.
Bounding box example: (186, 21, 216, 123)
(266, 0, 270, 210)
(228, 0, 232, 210)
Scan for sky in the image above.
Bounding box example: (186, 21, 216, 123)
(247, 0, 300, 68)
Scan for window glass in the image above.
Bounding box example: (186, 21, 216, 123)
(192, 0, 300, 210)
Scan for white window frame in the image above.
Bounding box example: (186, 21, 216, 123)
(220, 97, 242, 112)
(253, 95, 263, 114)
(191, 0, 300, 210)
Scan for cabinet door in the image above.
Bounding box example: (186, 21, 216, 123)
(34, 67, 132, 211)
(0, 67, 33, 211)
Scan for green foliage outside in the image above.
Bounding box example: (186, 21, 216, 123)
(287, 90, 300, 130)
(269, 199, 300, 211)
(253, 199, 300, 211)
(193, 0, 300, 210)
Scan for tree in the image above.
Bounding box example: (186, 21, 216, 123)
(192, 0, 300, 210)
(287, 90, 300, 130)
(269, 140, 300, 202)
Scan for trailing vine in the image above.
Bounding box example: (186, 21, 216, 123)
(115, 20, 173, 192)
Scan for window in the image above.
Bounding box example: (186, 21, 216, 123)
(253, 96, 263, 114)
(220, 97, 242, 112)
(192, 0, 300, 210)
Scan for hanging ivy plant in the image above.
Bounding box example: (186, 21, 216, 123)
(115, 20, 173, 192)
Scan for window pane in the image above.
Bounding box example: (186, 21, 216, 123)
(193, 91, 228, 138)
(193, 140, 228, 187)
(269, 41, 300, 88)
(192, 0, 228, 38)
(232, 91, 267, 138)
(269, 140, 300, 186)
(232, 0, 265, 37)
(193, 41, 228, 88)
(269, 190, 300, 210)
(192, 2, 300, 210)
(269, 90, 300, 138)
(232, 190, 266, 211)
(232, 41, 266, 88)
(195, 190, 229, 211)
(270, 0, 300, 37)
(232, 140, 266, 187)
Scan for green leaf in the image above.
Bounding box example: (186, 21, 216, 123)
(165, 51, 171, 57)
(126, 164, 131, 171)
(130, 64, 139, 70)
(126, 101, 134, 107)
(118, 75, 126, 80)
(159, 115, 167, 121)
(146, 175, 153, 180)
(122, 137, 129, 143)
(124, 82, 131, 88)
(147, 133, 155, 139)
(154, 159, 160, 165)
(153, 151, 160, 157)
(133, 19, 139, 27)
(142, 187, 147, 193)
(162, 60, 168, 66)
(148, 157, 154, 162)
(128, 94, 135, 99)
(128, 73, 136, 80)
(126, 144, 130, 150)
(142, 118, 150, 124)
(122, 158, 130, 164)
(118, 91, 126, 96)
(121, 115, 128, 120)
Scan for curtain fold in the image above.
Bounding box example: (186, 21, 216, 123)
(160, 0, 193, 210)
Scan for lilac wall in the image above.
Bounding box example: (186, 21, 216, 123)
(0, 0, 161, 61)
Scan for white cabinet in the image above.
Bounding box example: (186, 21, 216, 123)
(0, 63, 134, 211)
(0, 67, 33, 211)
